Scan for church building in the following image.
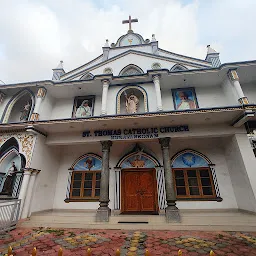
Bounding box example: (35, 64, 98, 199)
(0, 17, 256, 227)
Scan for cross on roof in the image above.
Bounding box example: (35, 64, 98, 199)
(122, 15, 138, 32)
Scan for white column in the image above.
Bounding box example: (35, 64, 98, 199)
(31, 87, 47, 121)
(153, 75, 163, 111)
(101, 80, 110, 115)
(228, 70, 249, 104)
(18, 170, 31, 218)
(21, 170, 39, 219)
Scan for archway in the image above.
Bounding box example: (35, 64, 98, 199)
(115, 145, 165, 213)
(171, 149, 221, 200)
(2, 89, 35, 123)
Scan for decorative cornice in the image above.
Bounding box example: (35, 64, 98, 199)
(0, 105, 253, 130)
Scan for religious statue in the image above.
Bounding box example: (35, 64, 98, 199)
(2, 162, 18, 195)
(20, 101, 31, 121)
(124, 91, 139, 114)
(75, 100, 91, 118)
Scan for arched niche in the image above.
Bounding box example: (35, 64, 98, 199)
(119, 64, 144, 76)
(2, 89, 35, 123)
(171, 149, 211, 168)
(170, 64, 188, 72)
(0, 137, 26, 193)
(70, 153, 102, 171)
(116, 85, 148, 114)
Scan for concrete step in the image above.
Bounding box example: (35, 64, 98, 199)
(19, 209, 256, 232)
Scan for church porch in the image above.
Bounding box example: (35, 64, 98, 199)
(22, 132, 256, 228)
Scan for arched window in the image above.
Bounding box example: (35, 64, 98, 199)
(171, 150, 219, 200)
(2, 89, 35, 123)
(69, 154, 102, 201)
(119, 64, 143, 76)
(171, 64, 188, 72)
(80, 73, 94, 80)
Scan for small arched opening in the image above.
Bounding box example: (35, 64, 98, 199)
(119, 64, 144, 76)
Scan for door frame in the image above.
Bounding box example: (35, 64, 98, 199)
(121, 168, 159, 214)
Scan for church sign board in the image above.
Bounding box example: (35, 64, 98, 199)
(82, 125, 189, 141)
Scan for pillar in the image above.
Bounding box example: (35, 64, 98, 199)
(30, 87, 47, 121)
(21, 170, 40, 219)
(101, 80, 110, 115)
(159, 137, 180, 222)
(96, 140, 112, 222)
(18, 170, 31, 218)
(153, 75, 163, 111)
(228, 69, 249, 104)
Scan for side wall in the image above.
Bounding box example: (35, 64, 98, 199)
(30, 135, 60, 213)
(224, 134, 256, 212)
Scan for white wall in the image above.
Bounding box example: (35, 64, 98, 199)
(242, 83, 256, 104)
(39, 93, 54, 121)
(221, 78, 238, 105)
(224, 134, 256, 212)
(30, 134, 60, 213)
(52, 137, 238, 211)
(50, 98, 74, 119)
(53, 143, 102, 210)
(195, 85, 227, 108)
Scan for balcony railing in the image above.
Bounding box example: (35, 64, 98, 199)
(0, 171, 24, 199)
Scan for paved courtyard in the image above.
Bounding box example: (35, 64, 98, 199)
(0, 228, 256, 256)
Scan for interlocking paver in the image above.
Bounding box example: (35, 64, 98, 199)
(1, 228, 256, 255)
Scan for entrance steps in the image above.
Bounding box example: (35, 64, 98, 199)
(19, 209, 256, 231)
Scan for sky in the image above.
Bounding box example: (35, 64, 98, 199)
(0, 0, 255, 84)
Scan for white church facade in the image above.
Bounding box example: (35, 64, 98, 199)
(0, 17, 256, 225)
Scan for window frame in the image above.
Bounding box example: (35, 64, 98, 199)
(172, 167, 216, 199)
(69, 170, 101, 202)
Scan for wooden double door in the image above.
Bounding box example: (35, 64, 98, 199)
(121, 169, 158, 214)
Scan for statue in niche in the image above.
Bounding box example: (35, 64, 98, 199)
(20, 101, 31, 121)
(124, 91, 139, 114)
(2, 162, 18, 195)
(75, 100, 91, 118)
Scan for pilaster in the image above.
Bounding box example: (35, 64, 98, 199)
(159, 137, 180, 222)
(152, 75, 163, 111)
(30, 87, 47, 121)
(101, 80, 110, 115)
(21, 169, 40, 219)
(228, 69, 249, 105)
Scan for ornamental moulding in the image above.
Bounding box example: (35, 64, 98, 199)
(0, 132, 37, 168)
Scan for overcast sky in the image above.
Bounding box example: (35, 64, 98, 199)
(0, 0, 255, 84)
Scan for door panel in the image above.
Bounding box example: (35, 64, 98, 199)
(139, 171, 156, 212)
(122, 169, 158, 213)
(123, 172, 140, 212)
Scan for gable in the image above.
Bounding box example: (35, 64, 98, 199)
(63, 51, 211, 81)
